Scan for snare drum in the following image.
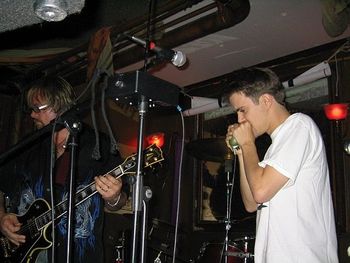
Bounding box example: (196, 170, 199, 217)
(232, 235, 255, 257)
(196, 242, 254, 263)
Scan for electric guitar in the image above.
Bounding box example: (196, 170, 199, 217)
(0, 144, 164, 263)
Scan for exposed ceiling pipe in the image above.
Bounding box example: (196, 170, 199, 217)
(59, 0, 249, 78)
(111, 0, 250, 69)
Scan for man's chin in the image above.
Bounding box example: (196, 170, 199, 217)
(34, 122, 44, 129)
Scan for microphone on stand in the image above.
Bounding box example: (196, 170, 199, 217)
(124, 34, 187, 67)
(225, 136, 239, 173)
(229, 137, 240, 150)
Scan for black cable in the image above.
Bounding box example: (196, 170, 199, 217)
(101, 73, 118, 154)
(89, 70, 102, 160)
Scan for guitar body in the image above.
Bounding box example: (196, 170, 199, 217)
(0, 199, 52, 263)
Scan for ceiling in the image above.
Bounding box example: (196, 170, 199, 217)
(147, 0, 350, 87)
(157, 0, 350, 86)
(0, 0, 349, 91)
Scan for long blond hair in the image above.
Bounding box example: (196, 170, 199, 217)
(27, 77, 75, 114)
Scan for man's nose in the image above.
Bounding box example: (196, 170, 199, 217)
(237, 112, 245, 123)
(30, 111, 38, 119)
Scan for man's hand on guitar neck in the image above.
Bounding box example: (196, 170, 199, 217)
(94, 174, 125, 211)
(0, 213, 25, 246)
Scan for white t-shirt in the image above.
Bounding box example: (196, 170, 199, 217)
(254, 113, 338, 263)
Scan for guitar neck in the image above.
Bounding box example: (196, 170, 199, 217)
(35, 164, 124, 229)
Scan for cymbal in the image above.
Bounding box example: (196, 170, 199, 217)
(186, 138, 232, 162)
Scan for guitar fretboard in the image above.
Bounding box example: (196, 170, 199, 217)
(35, 165, 123, 230)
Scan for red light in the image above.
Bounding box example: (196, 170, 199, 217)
(146, 132, 165, 148)
(149, 41, 156, 50)
(323, 103, 348, 120)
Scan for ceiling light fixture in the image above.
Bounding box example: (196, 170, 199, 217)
(33, 0, 68, 22)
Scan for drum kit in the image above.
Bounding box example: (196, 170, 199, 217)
(187, 138, 255, 263)
(196, 236, 255, 263)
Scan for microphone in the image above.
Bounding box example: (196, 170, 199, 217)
(125, 34, 187, 67)
(229, 136, 240, 150)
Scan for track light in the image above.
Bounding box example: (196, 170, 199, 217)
(344, 139, 350, 155)
(33, 0, 68, 22)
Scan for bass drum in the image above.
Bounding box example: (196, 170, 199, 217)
(196, 242, 254, 263)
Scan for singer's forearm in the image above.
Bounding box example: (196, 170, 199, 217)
(238, 152, 257, 212)
(240, 142, 266, 202)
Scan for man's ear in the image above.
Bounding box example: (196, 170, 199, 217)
(259, 93, 274, 108)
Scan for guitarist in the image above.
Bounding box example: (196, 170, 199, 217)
(0, 77, 128, 263)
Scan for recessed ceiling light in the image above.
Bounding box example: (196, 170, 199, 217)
(33, 0, 67, 22)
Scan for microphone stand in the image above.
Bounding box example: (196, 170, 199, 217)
(223, 151, 234, 263)
(131, 94, 149, 263)
(130, 2, 154, 259)
(57, 115, 82, 262)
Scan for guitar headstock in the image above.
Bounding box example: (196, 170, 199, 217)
(120, 144, 164, 175)
(144, 144, 164, 168)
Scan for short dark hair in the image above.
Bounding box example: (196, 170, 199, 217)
(27, 76, 75, 114)
(227, 67, 285, 105)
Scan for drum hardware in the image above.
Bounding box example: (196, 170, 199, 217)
(225, 251, 254, 259)
(154, 251, 163, 263)
(111, 230, 129, 263)
(230, 235, 255, 263)
(195, 242, 209, 261)
(147, 219, 190, 263)
(115, 245, 124, 263)
(196, 242, 254, 263)
(232, 235, 255, 242)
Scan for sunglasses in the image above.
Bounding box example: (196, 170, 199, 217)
(29, 104, 50, 113)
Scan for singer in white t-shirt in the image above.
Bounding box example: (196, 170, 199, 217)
(225, 67, 338, 263)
